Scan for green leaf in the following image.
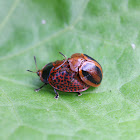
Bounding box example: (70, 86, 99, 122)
(0, 0, 140, 140)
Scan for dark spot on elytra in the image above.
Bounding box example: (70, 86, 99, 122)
(64, 77, 68, 80)
(51, 72, 54, 76)
(60, 76, 63, 79)
(69, 73, 72, 76)
(65, 88, 68, 90)
(62, 73, 64, 75)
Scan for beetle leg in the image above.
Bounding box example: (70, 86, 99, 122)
(77, 92, 82, 96)
(54, 88, 59, 99)
(35, 83, 47, 92)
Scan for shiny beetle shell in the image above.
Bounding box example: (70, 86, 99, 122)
(48, 61, 90, 92)
(68, 53, 103, 87)
(38, 59, 90, 92)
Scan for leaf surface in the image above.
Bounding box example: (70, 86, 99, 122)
(0, 0, 140, 140)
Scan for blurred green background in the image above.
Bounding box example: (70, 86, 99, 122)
(0, 0, 140, 140)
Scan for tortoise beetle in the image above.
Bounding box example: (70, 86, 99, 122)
(27, 52, 103, 98)
(68, 53, 103, 87)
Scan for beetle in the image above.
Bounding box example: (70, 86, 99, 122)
(27, 52, 103, 98)
(68, 53, 103, 87)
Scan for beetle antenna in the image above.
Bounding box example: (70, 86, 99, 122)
(27, 56, 38, 73)
(34, 56, 38, 71)
(54, 52, 67, 70)
(59, 52, 67, 59)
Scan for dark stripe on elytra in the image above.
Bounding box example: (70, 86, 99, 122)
(95, 66, 102, 80)
(84, 54, 101, 66)
(82, 70, 100, 85)
(84, 54, 97, 62)
(82, 65, 102, 85)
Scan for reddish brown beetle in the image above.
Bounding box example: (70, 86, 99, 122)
(27, 52, 103, 98)
(68, 53, 103, 87)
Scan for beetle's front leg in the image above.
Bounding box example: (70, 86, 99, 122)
(54, 88, 59, 99)
(35, 83, 47, 92)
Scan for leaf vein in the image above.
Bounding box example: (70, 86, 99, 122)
(0, 0, 20, 32)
